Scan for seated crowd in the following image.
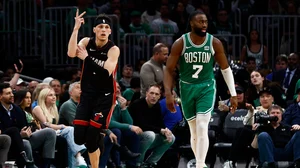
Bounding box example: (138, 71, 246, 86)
(0, 50, 300, 168)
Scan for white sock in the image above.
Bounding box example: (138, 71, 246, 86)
(195, 112, 211, 168)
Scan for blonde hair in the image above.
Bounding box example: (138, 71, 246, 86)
(32, 83, 51, 101)
(37, 88, 59, 124)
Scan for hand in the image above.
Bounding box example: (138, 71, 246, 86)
(109, 133, 118, 144)
(59, 124, 66, 129)
(130, 125, 143, 134)
(77, 46, 88, 60)
(166, 94, 176, 113)
(291, 124, 300, 131)
(20, 126, 32, 138)
(218, 104, 230, 112)
(246, 103, 254, 112)
(252, 123, 259, 131)
(229, 96, 238, 114)
(14, 59, 23, 73)
(163, 128, 173, 143)
(73, 9, 86, 30)
(118, 96, 127, 110)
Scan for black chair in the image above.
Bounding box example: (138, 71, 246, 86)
(214, 109, 248, 161)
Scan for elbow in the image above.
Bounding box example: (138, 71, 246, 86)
(67, 51, 76, 58)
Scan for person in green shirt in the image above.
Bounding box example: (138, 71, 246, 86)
(101, 82, 142, 168)
(123, 77, 140, 106)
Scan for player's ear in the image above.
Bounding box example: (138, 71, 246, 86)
(93, 27, 96, 33)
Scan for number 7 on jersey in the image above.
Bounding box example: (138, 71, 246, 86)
(192, 65, 203, 79)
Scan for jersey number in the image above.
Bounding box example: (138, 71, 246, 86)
(192, 65, 203, 78)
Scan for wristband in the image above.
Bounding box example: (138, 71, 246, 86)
(128, 125, 132, 130)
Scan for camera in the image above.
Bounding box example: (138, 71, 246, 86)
(254, 111, 278, 125)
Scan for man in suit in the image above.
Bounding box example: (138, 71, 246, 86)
(272, 52, 300, 103)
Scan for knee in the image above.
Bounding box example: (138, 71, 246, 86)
(142, 131, 156, 143)
(111, 128, 121, 137)
(2, 135, 11, 146)
(258, 132, 270, 142)
(44, 128, 56, 139)
(23, 139, 32, 150)
(292, 131, 300, 140)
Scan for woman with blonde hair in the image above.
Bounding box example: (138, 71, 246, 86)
(32, 88, 87, 168)
(31, 83, 51, 109)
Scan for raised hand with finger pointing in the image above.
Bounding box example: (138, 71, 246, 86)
(73, 9, 86, 31)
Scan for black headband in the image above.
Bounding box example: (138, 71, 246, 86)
(94, 18, 111, 27)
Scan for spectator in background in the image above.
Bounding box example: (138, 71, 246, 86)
(13, 89, 60, 168)
(181, 0, 195, 15)
(218, 85, 247, 113)
(129, 10, 153, 47)
(128, 84, 175, 167)
(66, 0, 97, 37)
(0, 60, 24, 90)
(266, 54, 288, 81)
(32, 83, 51, 109)
(123, 77, 140, 106)
(28, 81, 39, 94)
(0, 83, 55, 168)
(102, 82, 141, 168)
(119, 64, 133, 92)
(42, 77, 54, 84)
(112, 8, 125, 44)
(231, 0, 254, 35)
(129, 11, 152, 35)
(14, 78, 27, 91)
(224, 87, 275, 168)
(141, 0, 161, 26)
(252, 105, 300, 168)
(211, 8, 235, 54)
(140, 43, 168, 97)
(246, 70, 286, 108)
(272, 52, 300, 104)
(282, 88, 300, 128)
(49, 79, 62, 108)
(170, 1, 189, 35)
(0, 132, 11, 167)
(151, 4, 179, 46)
(59, 82, 81, 126)
(234, 57, 257, 91)
(98, 0, 121, 14)
(32, 88, 87, 168)
(240, 29, 268, 69)
(159, 87, 183, 131)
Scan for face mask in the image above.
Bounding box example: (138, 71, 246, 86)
(194, 27, 206, 37)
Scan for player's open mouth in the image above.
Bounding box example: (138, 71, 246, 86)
(101, 34, 106, 36)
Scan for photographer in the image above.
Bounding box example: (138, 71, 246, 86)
(224, 87, 274, 168)
(252, 105, 300, 168)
